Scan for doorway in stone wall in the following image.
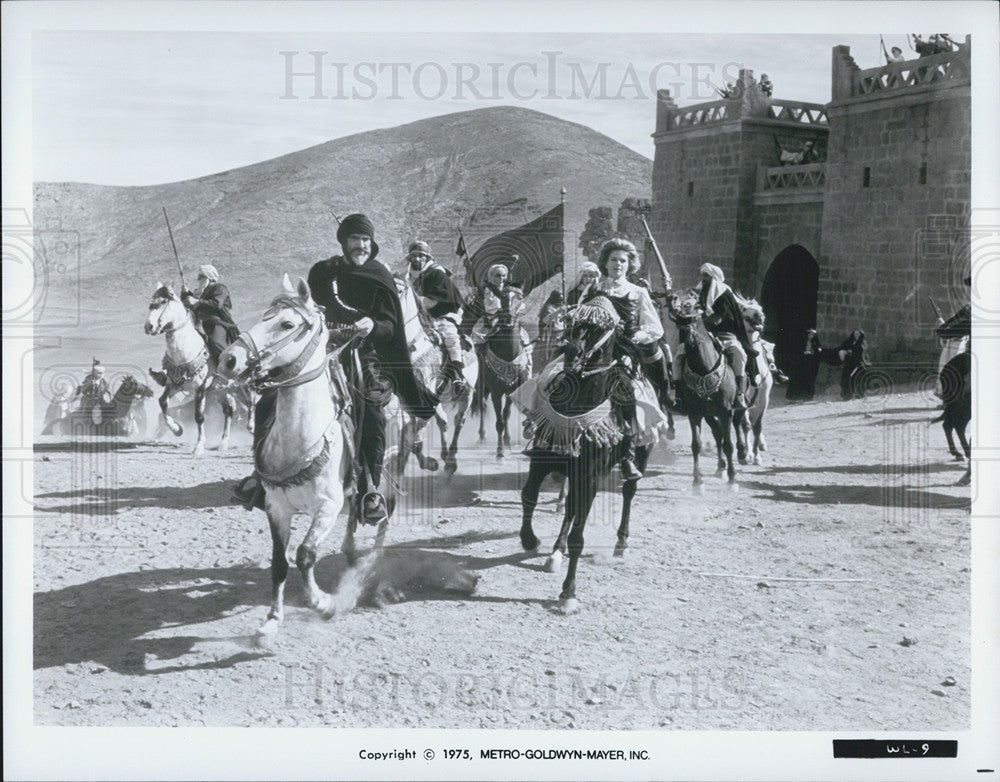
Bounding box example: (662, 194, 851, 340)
(760, 244, 819, 400)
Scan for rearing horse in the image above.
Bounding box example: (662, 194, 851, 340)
(144, 282, 235, 456)
(666, 290, 746, 491)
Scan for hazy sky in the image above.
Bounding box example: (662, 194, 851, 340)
(32, 31, 910, 186)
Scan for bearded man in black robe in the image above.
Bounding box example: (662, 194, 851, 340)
(307, 213, 438, 521)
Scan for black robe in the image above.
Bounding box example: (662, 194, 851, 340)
(700, 286, 755, 353)
(308, 255, 438, 419)
(413, 263, 464, 319)
(187, 283, 239, 334)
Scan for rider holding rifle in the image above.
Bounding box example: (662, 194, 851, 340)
(307, 213, 438, 522)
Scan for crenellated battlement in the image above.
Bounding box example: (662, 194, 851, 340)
(651, 38, 971, 367)
(832, 36, 970, 102)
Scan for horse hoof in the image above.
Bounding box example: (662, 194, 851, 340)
(444, 460, 457, 477)
(256, 618, 281, 638)
(753, 455, 762, 466)
(613, 541, 627, 558)
(714, 469, 725, 478)
(956, 472, 971, 487)
(192, 444, 205, 457)
(171, 424, 184, 437)
(691, 483, 704, 496)
(218, 440, 231, 452)
(666, 427, 675, 441)
(560, 597, 580, 615)
(953, 453, 965, 462)
(738, 456, 748, 465)
(520, 533, 540, 552)
(425, 457, 439, 472)
(496, 451, 504, 460)
(545, 552, 562, 573)
(727, 481, 740, 493)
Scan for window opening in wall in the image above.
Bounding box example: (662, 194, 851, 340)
(862, 167, 871, 188)
(687, 181, 694, 197)
(919, 162, 927, 185)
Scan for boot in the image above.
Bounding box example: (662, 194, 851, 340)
(733, 375, 749, 410)
(149, 367, 168, 387)
(619, 437, 643, 480)
(772, 364, 789, 384)
(448, 360, 468, 394)
(435, 360, 468, 396)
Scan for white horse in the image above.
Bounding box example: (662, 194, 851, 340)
(217, 274, 386, 634)
(144, 282, 236, 456)
(395, 275, 479, 475)
(738, 298, 774, 465)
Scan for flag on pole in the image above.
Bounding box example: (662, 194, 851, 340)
(455, 229, 468, 259)
(467, 203, 564, 294)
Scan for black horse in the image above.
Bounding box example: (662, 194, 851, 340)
(476, 300, 530, 458)
(666, 290, 746, 491)
(933, 350, 971, 486)
(519, 295, 649, 613)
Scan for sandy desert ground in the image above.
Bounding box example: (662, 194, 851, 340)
(32, 384, 972, 730)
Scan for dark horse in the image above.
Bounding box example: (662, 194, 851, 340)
(476, 301, 530, 458)
(933, 350, 971, 486)
(519, 295, 649, 613)
(667, 290, 746, 491)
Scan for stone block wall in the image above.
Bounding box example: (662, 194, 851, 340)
(819, 44, 971, 359)
(651, 119, 743, 290)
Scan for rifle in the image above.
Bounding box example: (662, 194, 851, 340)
(927, 294, 943, 322)
(161, 207, 186, 290)
(640, 216, 672, 293)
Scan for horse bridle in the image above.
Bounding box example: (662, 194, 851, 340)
(147, 294, 185, 336)
(232, 295, 329, 391)
(568, 323, 617, 377)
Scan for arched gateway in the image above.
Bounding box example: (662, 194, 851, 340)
(760, 245, 819, 400)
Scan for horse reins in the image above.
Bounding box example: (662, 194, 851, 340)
(233, 295, 330, 391)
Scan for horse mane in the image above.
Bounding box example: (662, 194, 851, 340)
(151, 284, 176, 301)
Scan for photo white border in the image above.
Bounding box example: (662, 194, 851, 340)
(4, 2, 998, 780)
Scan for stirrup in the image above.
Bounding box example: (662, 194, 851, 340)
(620, 459, 643, 481)
(360, 491, 388, 525)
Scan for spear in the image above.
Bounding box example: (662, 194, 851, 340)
(162, 207, 186, 290)
(927, 294, 943, 322)
(640, 215, 672, 294)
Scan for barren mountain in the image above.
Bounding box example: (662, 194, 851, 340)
(34, 106, 652, 321)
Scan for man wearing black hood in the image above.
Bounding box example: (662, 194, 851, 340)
(307, 213, 438, 521)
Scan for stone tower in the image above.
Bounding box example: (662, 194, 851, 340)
(651, 40, 971, 369)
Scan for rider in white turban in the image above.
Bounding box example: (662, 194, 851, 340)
(181, 264, 239, 363)
(695, 263, 757, 409)
(198, 264, 220, 285)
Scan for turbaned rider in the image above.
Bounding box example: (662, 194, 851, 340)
(696, 263, 758, 410)
(180, 264, 240, 364)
